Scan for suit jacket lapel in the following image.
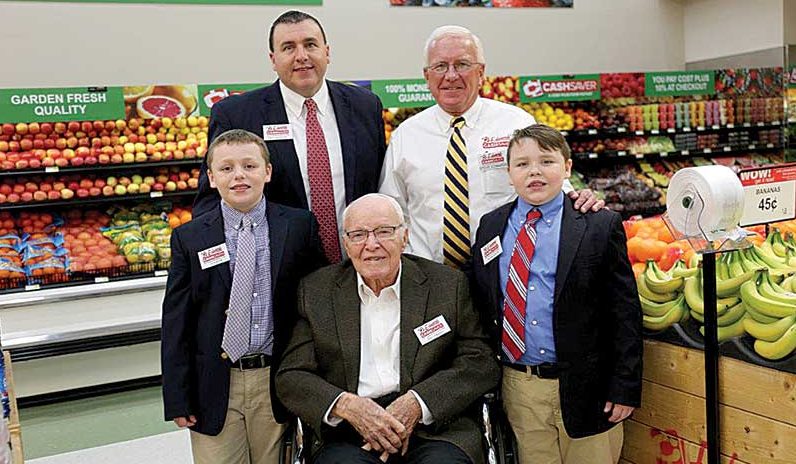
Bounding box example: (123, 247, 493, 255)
(266, 202, 288, 292)
(399, 257, 429, 392)
(201, 208, 232, 292)
(265, 83, 309, 208)
(334, 264, 362, 393)
(554, 198, 586, 305)
(328, 82, 357, 204)
(485, 202, 516, 318)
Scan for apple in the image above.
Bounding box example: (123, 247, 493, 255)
(67, 181, 79, 191)
(0, 185, 10, 195)
(115, 120, 126, 131)
(153, 182, 165, 192)
(76, 188, 89, 198)
(55, 138, 67, 149)
(176, 180, 188, 191)
(12, 184, 25, 194)
(32, 139, 45, 150)
(29, 159, 41, 169)
(156, 174, 169, 184)
(122, 153, 135, 163)
(84, 156, 98, 166)
(20, 192, 33, 202)
(98, 154, 110, 165)
(102, 185, 114, 196)
(7, 193, 19, 203)
(32, 191, 47, 201)
(138, 183, 151, 194)
(119, 176, 131, 187)
(70, 157, 84, 167)
(106, 176, 118, 187)
(110, 154, 123, 164)
(79, 179, 93, 189)
(15, 123, 28, 135)
(185, 148, 197, 159)
(77, 138, 90, 148)
(0, 193, 6, 204)
(20, 139, 33, 151)
(134, 152, 147, 163)
(114, 184, 127, 195)
(127, 183, 140, 194)
(75, 146, 90, 157)
(81, 121, 93, 133)
(60, 188, 74, 199)
(0, 141, 7, 152)
(47, 190, 61, 200)
(165, 181, 177, 192)
(55, 158, 69, 167)
(149, 152, 163, 162)
(131, 174, 143, 185)
(66, 137, 78, 148)
(89, 187, 101, 197)
(2, 124, 15, 136)
(43, 139, 55, 149)
(15, 160, 29, 170)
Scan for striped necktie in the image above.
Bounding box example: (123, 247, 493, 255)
(443, 116, 470, 268)
(502, 208, 542, 362)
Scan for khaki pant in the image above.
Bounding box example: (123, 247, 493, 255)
(501, 366, 623, 464)
(190, 366, 286, 464)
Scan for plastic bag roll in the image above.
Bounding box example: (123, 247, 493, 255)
(666, 165, 744, 239)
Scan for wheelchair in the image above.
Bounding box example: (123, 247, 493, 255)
(279, 392, 519, 464)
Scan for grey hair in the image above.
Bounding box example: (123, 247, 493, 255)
(423, 25, 485, 66)
(342, 193, 406, 229)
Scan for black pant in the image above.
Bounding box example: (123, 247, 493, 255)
(312, 437, 471, 464)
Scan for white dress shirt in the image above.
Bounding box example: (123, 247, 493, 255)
(324, 265, 433, 426)
(379, 97, 572, 263)
(280, 81, 346, 236)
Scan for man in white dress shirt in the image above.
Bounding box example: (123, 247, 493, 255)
(276, 194, 499, 464)
(379, 25, 600, 267)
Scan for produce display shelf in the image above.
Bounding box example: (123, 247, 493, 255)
(0, 264, 169, 296)
(561, 120, 783, 138)
(0, 189, 196, 210)
(572, 143, 783, 162)
(0, 159, 202, 178)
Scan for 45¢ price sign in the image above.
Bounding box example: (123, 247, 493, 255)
(739, 163, 796, 226)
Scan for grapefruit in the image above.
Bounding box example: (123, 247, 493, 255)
(123, 85, 155, 103)
(136, 95, 186, 119)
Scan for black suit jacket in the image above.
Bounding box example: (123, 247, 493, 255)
(161, 201, 326, 435)
(275, 255, 500, 463)
(468, 197, 643, 438)
(194, 80, 386, 217)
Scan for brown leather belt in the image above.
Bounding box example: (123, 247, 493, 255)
(504, 362, 561, 379)
(231, 353, 271, 370)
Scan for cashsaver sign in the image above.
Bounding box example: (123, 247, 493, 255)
(0, 87, 125, 123)
(519, 75, 601, 102)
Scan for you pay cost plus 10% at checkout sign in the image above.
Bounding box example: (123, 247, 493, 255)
(739, 164, 796, 227)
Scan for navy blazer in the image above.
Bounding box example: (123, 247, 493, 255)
(467, 197, 643, 438)
(161, 201, 326, 435)
(194, 80, 386, 217)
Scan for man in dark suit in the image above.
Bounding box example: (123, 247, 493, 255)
(195, 10, 386, 263)
(276, 193, 499, 464)
(468, 125, 642, 464)
(162, 129, 326, 464)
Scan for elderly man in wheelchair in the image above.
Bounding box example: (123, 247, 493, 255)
(275, 194, 501, 464)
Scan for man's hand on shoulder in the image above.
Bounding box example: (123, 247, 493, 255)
(333, 393, 406, 455)
(568, 189, 605, 212)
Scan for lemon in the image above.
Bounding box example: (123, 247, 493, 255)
(123, 85, 154, 103)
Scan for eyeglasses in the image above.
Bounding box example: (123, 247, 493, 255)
(343, 225, 403, 244)
(424, 61, 482, 75)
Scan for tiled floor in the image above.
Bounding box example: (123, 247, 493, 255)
(19, 386, 176, 460)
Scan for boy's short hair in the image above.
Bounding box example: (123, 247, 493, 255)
(507, 124, 571, 164)
(206, 129, 270, 167)
(269, 10, 327, 52)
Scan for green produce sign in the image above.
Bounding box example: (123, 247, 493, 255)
(371, 79, 436, 108)
(0, 87, 125, 123)
(789, 67, 796, 88)
(10, 0, 320, 4)
(198, 83, 267, 116)
(519, 75, 600, 102)
(645, 71, 715, 97)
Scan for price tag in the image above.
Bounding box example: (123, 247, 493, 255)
(45, 166, 59, 173)
(660, 152, 668, 157)
(723, 146, 732, 152)
(94, 276, 109, 283)
(743, 122, 751, 127)
(25, 284, 40, 291)
(739, 165, 796, 226)
(757, 122, 764, 127)
(772, 120, 781, 126)
(681, 150, 690, 156)
(667, 128, 675, 133)
(683, 127, 691, 132)
(748, 144, 757, 150)
(767, 143, 775, 149)
(588, 153, 598, 159)
(727, 124, 735, 129)
(635, 130, 644, 135)
(703, 148, 712, 154)
(651, 129, 659, 134)
(697, 126, 706, 131)
(711, 125, 720, 130)
(617, 127, 627, 133)
(617, 150, 627, 156)
(150, 191, 163, 198)
(155, 270, 169, 277)
(587, 129, 597, 135)
(560, 131, 568, 136)
(635, 154, 644, 159)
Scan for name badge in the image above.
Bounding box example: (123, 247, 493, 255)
(198, 243, 230, 270)
(414, 315, 451, 346)
(481, 236, 503, 264)
(262, 124, 292, 141)
(479, 151, 507, 171)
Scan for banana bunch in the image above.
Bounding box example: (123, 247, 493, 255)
(760, 228, 796, 261)
(739, 268, 796, 360)
(639, 260, 689, 332)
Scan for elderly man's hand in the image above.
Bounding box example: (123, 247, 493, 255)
(333, 393, 406, 455)
(386, 393, 422, 455)
(568, 188, 605, 212)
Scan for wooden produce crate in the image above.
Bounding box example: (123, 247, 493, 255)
(621, 340, 796, 464)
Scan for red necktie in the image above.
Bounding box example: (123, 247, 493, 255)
(305, 98, 342, 263)
(502, 208, 542, 362)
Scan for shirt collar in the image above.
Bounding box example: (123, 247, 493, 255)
(280, 80, 331, 120)
(356, 263, 402, 303)
(220, 196, 267, 230)
(514, 191, 564, 224)
(433, 97, 484, 133)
